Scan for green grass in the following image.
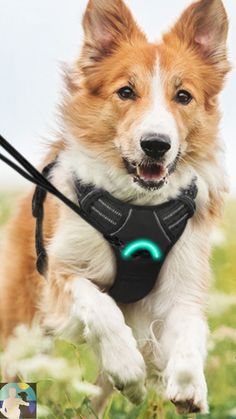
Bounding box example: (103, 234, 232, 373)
(0, 191, 20, 227)
(0, 193, 235, 419)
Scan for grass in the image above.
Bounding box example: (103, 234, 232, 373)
(0, 192, 235, 419)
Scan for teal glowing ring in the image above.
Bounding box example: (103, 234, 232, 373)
(121, 239, 162, 261)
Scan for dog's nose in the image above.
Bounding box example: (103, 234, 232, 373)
(141, 134, 171, 160)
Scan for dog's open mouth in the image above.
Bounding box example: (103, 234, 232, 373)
(123, 154, 180, 190)
(136, 163, 167, 182)
(135, 163, 167, 189)
(123, 160, 168, 190)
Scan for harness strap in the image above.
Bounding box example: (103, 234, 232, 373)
(32, 161, 57, 275)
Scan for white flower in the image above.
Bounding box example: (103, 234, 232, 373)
(208, 292, 236, 317)
(37, 404, 52, 417)
(11, 354, 69, 381)
(0, 321, 99, 397)
(72, 380, 101, 396)
(212, 326, 236, 343)
(1, 321, 52, 361)
(210, 227, 226, 247)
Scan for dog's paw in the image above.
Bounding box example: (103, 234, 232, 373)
(165, 355, 208, 415)
(100, 332, 146, 405)
(114, 374, 147, 405)
(106, 348, 147, 404)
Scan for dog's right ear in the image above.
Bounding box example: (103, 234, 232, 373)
(81, 0, 146, 64)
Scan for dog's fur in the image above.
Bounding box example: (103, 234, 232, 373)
(0, 0, 230, 415)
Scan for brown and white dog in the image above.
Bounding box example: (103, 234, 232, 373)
(0, 0, 230, 415)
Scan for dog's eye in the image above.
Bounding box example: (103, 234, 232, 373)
(117, 86, 136, 100)
(175, 90, 193, 105)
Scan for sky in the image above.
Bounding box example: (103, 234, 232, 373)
(0, 0, 235, 193)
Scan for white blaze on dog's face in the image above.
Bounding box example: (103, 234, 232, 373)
(63, 0, 229, 191)
(119, 60, 181, 188)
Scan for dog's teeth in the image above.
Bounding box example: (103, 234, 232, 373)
(137, 166, 141, 176)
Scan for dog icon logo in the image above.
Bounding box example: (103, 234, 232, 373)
(0, 383, 36, 419)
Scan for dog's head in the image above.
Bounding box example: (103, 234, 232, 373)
(63, 0, 230, 192)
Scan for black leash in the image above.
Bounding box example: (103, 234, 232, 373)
(0, 134, 88, 221)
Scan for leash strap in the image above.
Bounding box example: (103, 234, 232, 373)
(0, 134, 88, 221)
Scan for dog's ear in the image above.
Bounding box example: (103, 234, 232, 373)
(170, 0, 229, 68)
(82, 0, 146, 63)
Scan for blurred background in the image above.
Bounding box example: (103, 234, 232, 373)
(0, 1, 235, 418)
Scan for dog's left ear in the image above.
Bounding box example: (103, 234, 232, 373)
(170, 0, 229, 69)
(82, 0, 146, 64)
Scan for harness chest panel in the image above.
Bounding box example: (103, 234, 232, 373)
(74, 179, 197, 303)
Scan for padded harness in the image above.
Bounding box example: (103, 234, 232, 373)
(0, 135, 197, 304)
(33, 161, 198, 303)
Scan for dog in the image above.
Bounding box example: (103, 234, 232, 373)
(0, 0, 230, 415)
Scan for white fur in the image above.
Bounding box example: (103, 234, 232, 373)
(132, 59, 180, 167)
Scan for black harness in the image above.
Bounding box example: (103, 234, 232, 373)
(0, 135, 197, 304)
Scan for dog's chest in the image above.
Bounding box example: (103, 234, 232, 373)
(48, 210, 116, 287)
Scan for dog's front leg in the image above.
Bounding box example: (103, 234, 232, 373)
(160, 305, 209, 415)
(45, 276, 146, 405)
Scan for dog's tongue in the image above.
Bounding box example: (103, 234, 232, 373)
(137, 164, 166, 181)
